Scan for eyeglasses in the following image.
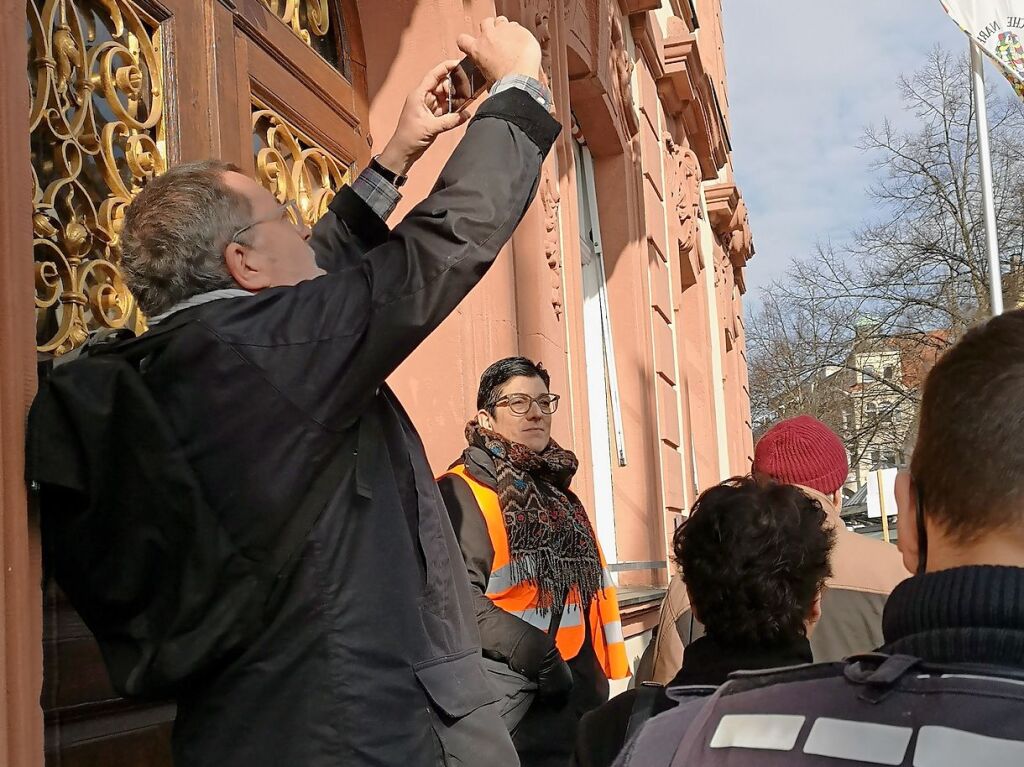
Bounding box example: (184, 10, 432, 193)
(231, 199, 303, 243)
(492, 393, 560, 416)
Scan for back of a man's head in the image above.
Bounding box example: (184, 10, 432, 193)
(674, 477, 834, 647)
(753, 415, 849, 497)
(912, 309, 1024, 544)
(121, 160, 250, 317)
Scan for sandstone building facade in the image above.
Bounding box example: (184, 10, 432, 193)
(0, 1, 754, 762)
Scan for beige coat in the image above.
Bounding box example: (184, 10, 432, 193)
(637, 486, 909, 683)
(802, 486, 909, 662)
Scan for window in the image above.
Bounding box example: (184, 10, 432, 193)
(871, 449, 881, 465)
(574, 138, 622, 563)
(883, 365, 894, 380)
(862, 365, 877, 383)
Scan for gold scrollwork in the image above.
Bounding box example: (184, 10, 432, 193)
(260, 0, 348, 74)
(261, 0, 329, 44)
(28, 0, 165, 356)
(252, 99, 352, 228)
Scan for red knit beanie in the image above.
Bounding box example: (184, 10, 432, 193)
(753, 415, 849, 495)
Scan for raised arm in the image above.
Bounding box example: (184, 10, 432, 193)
(223, 20, 558, 426)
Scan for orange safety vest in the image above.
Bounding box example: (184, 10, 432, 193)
(445, 464, 631, 680)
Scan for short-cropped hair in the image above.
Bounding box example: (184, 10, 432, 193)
(121, 160, 251, 316)
(477, 357, 551, 413)
(911, 309, 1024, 541)
(674, 477, 834, 646)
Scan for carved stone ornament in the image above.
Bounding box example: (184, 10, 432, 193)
(609, 6, 639, 138)
(657, 16, 728, 178)
(663, 132, 703, 287)
(705, 182, 753, 294)
(526, 0, 563, 319)
(541, 168, 564, 319)
(620, 0, 662, 14)
(725, 200, 753, 268)
(665, 133, 703, 257)
(530, 0, 555, 89)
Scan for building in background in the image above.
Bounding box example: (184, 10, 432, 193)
(0, 1, 754, 763)
(843, 328, 946, 491)
(765, 322, 946, 498)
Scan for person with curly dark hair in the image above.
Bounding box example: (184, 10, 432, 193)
(572, 477, 834, 767)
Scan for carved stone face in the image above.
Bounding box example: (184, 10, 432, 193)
(678, 148, 702, 255)
(609, 10, 637, 132)
(665, 134, 702, 258)
(533, 2, 553, 84)
(540, 170, 563, 319)
(728, 201, 753, 264)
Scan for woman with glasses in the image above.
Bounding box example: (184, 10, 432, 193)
(437, 357, 629, 767)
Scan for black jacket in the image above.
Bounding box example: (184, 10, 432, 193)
(134, 90, 559, 767)
(879, 565, 1024, 664)
(573, 634, 812, 767)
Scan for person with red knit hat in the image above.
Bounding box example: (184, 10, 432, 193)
(636, 415, 907, 686)
(752, 415, 907, 661)
(753, 415, 849, 496)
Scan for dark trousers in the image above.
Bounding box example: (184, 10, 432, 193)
(512, 633, 609, 767)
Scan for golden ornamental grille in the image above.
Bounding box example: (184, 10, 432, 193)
(260, 0, 351, 79)
(252, 99, 353, 228)
(28, 0, 165, 356)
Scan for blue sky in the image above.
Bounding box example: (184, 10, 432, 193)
(720, 0, 967, 304)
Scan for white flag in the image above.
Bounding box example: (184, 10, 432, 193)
(941, 1, 1024, 97)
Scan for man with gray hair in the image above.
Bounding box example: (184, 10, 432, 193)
(44, 17, 557, 767)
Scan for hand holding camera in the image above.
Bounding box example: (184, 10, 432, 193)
(376, 17, 542, 179)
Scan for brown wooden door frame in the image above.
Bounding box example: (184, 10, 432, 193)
(1, 0, 44, 763)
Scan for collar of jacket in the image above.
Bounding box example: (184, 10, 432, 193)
(795, 484, 843, 528)
(453, 445, 499, 490)
(881, 565, 1024, 667)
(149, 288, 254, 324)
(665, 633, 813, 689)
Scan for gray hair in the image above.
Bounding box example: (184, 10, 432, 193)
(121, 160, 252, 316)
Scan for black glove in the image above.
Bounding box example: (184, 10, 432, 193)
(536, 644, 573, 699)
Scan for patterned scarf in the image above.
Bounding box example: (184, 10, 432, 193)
(466, 420, 604, 614)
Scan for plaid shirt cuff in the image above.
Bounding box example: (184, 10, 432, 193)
(351, 75, 549, 221)
(490, 75, 553, 112)
(351, 166, 402, 221)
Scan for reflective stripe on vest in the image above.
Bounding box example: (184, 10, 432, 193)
(444, 464, 631, 680)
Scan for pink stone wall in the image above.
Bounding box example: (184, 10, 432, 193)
(355, 0, 755, 630)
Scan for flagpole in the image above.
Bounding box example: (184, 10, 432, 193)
(970, 38, 1004, 316)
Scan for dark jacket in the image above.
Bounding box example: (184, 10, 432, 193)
(574, 635, 812, 767)
(615, 566, 1024, 767)
(136, 89, 559, 767)
(879, 565, 1024, 664)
